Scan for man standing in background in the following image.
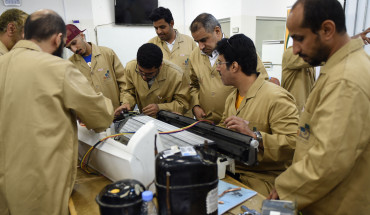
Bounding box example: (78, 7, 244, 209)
(148, 7, 196, 77)
(281, 46, 315, 115)
(66, 24, 125, 109)
(189, 13, 268, 124)
(0, 9, 113, 215)
(281, 29, 369, 116)
(0, 8, 28, 55)
(148, 7, 196, 117)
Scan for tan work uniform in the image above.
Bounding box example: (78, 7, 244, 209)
(148, 29, 197, 75)
(281, 46, 315, 115)
(121, 59, 190, 114)
(0, 40, 8, 56)
(149, 30, 197, 117)
(275, 38, 370, 214)
(69, 43, 125, 109)
(219, 74, 299, 196)
(0, 40, 114, 215)
(189, 48, 268, 124)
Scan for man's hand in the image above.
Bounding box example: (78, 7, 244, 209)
(142, 104, 159, 117)
(192, 105, 206, 120)
(114, 104, 131, 116)
(269, 77, 280, 86)
(224, 116, 255, 137)
(352, 27, 370, 45)
(267, 189, 280, 200)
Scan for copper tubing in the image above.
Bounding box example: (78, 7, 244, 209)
(166, 171, 171, 215)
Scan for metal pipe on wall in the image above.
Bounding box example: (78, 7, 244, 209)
(363, 0, 369, 31)
(354, 0, 359, 35)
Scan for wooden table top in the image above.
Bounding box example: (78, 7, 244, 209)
(69, 168, 265, 215)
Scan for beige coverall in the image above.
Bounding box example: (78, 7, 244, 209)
(121, 59, 190, 114)
(69, 43, 125, 109)
(189, 48, 268, 124)
(275, 38, 370, 214)
(219, 75, 299, 196)
(148, 29, 197, 75)
(0, 40, 8, 56)
(0, 40, 113, 215)
(281, 46, 315, 115)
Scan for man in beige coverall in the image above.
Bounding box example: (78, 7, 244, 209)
(66, 24, 125, 109)
(216, 34, 299, 196)
(148, 7, 197, 117)
(268, 0, 370, 214)
(189, 13, 268, 124)
(114, 43, 189, 117)
(148, 7, 197, 76)
(282, 29, 369, 116)
(0, 9, 28, 56)
(0, 10, 113, 215)
(281, 46, 315, 115)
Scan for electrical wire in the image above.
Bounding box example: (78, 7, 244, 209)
(80, 119, 213, 173)
(158, 119, 211, 134)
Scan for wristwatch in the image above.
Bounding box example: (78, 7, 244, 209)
(253, 131, 263, 144)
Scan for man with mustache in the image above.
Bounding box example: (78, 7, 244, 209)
(65, 24, 125, 109)
(0, 9, 113, 215)
(188, 13, 268, 124)
(282, 28, 369, 116)
(148, 7, 197, 117)
(148, 7, 196, 77)
(0, 8, 28, 56)
(269, 0, 370, 214)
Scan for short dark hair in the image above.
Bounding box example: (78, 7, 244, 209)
(0, 9, 28, 34)
(137, 43, 163, 69)
(24, 10, 66, 42)
(190, 13, 221, 33)
(216, 34, 257, 76)
(148, 7, 173, 24)
(293, 0, 346, 34)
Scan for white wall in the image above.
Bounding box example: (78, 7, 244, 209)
(6, 0, 361, 65)
(159, 0, 185, 33)
(345, 0, 370, 54)
(96, 25, 156, 65)
(168, 0, 297, 41)
(0, 0, 298, 66)
(92, 0, 298, 65)
(0, 0, 66, 19)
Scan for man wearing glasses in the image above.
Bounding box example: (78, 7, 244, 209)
(114, 43, 190, 117)
(189, 13, 268, 124)
(216, 34, 299, 196)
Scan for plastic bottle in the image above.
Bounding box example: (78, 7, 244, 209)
(140, 190, 157, 215)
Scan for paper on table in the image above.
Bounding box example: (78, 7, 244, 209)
(218, 180, 257, 215)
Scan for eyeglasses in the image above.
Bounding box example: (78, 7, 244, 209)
(216, 60, 229, 66)
(136, 64, 159, 78)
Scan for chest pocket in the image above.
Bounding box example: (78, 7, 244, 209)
(178, 54, 190, 67)
(296, 110, 313, 144)
(101, 69, 114, 84)
(294, 110, 314, 160)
